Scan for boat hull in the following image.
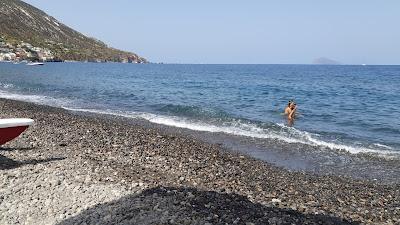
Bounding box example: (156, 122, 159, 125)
(0, 126, 29, 145)
(27, 62, 44, 66)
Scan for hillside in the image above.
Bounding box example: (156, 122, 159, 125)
(0, 0, 147, 63)
(312, 57, 340, 65)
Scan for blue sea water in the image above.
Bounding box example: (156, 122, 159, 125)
(0, 62, 399, 156)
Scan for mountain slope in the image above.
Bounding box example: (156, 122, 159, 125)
(0, 0, 147, 63)
(312, 57, 340, 65)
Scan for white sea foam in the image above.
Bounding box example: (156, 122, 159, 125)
(0, 90, 73, 108)
(372, 143, 393, 150)
(0, 90, 397, 156)
(63, 107, 399, 156)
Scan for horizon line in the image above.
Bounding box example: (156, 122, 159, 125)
(149, 62, 400, 66)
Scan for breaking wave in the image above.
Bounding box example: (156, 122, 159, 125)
(63, 107, 398, 156)
(0, 89, 74, 107)
(0, 88, 397, 157)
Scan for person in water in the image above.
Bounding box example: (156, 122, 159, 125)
(284, 100, 297, 120)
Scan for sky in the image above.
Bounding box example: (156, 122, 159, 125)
(23, 0, 400, 64)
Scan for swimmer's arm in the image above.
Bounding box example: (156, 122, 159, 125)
(288, 106, 297, 119)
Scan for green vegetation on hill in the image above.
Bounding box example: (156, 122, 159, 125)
(0, 0, 147, 63)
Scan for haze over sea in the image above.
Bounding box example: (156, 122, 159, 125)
(0, 63, 399, 167)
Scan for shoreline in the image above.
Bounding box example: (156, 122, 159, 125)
(0, 98, 399, 224)
(65, 102, 400, 184)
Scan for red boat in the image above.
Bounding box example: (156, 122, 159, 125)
(0, 118, 34, 145)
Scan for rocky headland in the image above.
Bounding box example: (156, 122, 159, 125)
(0, 0, 146, 63)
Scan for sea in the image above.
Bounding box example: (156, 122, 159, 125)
(1, 62, 399, 181)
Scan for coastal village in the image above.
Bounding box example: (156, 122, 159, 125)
(0, 36, 144, 63)
(0, 36, 55, 62)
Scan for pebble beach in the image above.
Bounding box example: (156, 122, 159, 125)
(0, 98, 399, 225)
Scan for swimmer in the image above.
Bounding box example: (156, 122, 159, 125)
(284, 100, 297, 120)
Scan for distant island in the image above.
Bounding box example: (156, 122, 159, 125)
(0, 0, 147, 63)
(312, 57, 341, 65)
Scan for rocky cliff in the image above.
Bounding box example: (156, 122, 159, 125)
(0, 0, 147, 63)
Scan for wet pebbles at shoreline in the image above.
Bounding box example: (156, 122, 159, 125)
(0, 99, 399, 224)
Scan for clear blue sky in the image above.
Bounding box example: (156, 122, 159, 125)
(23, 0, 400, 64)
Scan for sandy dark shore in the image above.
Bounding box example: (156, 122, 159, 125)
(0, 98, 399, 225)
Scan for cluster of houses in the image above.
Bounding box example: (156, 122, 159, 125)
(0, 37, 54, 62)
